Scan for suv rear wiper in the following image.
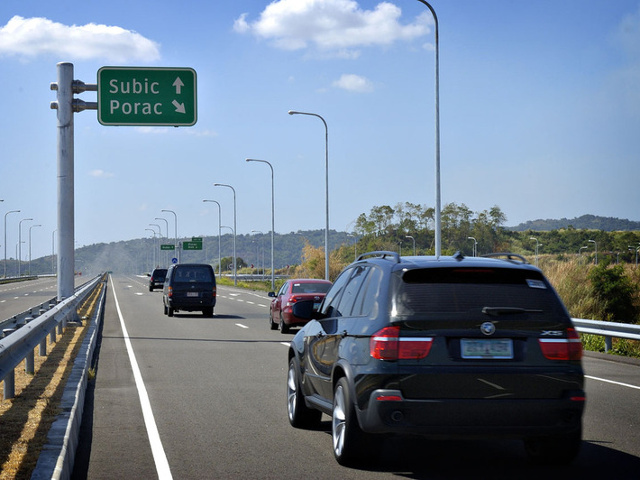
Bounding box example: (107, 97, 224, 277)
(482, 307, 543, 316)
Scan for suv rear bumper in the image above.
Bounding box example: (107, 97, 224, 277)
(358, 389, 585, 438)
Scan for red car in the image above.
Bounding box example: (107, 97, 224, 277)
(268, 279, 332, 333)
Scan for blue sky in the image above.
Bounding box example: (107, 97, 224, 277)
(1, 0, 639, 259)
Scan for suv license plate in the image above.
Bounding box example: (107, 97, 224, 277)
(186, 292, 199, 297)
(461, 339, 513, 359)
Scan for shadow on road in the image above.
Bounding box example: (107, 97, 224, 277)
(310, 420, 640, 479)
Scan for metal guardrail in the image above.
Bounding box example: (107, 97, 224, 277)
(0, 274, 104, 399)
(0, 277, 94, 336)
(573, 318, 640, 352)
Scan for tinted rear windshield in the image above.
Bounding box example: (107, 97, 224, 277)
(172, 266, 214, 283)
(291, 282, 331, 294)
(392, 267, 566, 318)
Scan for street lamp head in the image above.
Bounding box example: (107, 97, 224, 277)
(288, 110, 297, 115)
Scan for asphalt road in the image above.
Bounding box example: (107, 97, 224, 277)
(63, 274, 640, 479)
(0, 276, 87, 320)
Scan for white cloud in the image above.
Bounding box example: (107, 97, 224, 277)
(89, 169, 114, 178)
(332, 73, 373, 92)
(235, 0, 431, 57)
(0, 16, 160, 62)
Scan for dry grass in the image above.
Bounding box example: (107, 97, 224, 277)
(0, 281, 103, 480)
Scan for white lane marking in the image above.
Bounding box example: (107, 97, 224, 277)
(110, 276, 173, 480)
(236, 323, 249, 329)
(586, 375, 640, 391)
(280, 342, 290, 347)
(135, 293, 144, 296)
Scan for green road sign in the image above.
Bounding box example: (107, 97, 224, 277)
(191, 237, 203, 242)
(161, 244, 176, 250)
(183, 241, 203, 251)
(97, 67, 197, 126)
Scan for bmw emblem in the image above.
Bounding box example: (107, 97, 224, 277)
(480, 322, 496, 336)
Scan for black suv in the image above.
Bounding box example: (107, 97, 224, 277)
(287, 252, 584, 466)
(148, 268, 167, 291)
(162, 263, 216, 317)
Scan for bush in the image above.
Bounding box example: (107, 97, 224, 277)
(588, 264, 639, 323)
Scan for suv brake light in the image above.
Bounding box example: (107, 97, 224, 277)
(167, 286, 172, 298)
(370, 325, 433, 360)
(538, 328, 583, 361)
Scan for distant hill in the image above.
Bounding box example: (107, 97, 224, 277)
(508, 215, 640, 232)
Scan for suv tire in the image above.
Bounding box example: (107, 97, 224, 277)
(287, 358, 322, 429)
(332, 377, 371, 466)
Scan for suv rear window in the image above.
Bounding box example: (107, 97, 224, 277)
(392, 267, 567, 318)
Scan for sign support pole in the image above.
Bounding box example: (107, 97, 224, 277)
(50, 62, 96, 305)
(54, 62, 75, 302)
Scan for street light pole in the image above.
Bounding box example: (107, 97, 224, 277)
(145, 229, 156, 269)
(588, 239, 598, 265)
(28, 224, 41, 275)
(467, 236, 477, 257)
(203, 200, 222, 274)
(214, 184, 237, 286)
(288, 110, 330, 280)
(18, 218, 33, 277)
(246, 158, 276, 290)
(4, 210, 19, 278)
(149, 224, 161, 267)
(415, 0, 441, 258)
(155, 217, 169, 266)
(530, 237, 539, 266)
(406, 235, 416, 256)
(161, 209, 178, 263)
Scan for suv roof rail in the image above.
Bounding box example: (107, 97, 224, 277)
(480, 252, 529, 264)
(357, 251, 401, 263)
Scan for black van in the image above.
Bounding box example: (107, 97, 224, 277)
(162, 263, 216, 317)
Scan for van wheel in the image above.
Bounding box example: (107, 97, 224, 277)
(203, 307, 214, 317)
(163, 304, 168, 315)
(168, 307, 174, 317)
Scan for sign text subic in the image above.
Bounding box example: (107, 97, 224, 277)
(98, 67, 197, 126)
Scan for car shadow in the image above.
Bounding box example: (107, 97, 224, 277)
(312, 422, 640, 479)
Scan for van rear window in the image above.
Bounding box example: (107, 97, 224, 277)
(173, 266, 213, 283)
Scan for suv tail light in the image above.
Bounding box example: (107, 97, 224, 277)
(370, 325, 433, 360)
(538, 328, 583, 361)
(167, 286, 173, 298)
(213, 285, 217, 298)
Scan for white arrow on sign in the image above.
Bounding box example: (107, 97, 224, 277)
(173, 77, 184, 94)
(172, 100, 186, 114)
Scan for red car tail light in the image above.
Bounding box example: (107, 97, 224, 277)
(286, 295, 300, 307)
(538, 328, 583, 361)
(167, 286, 173, 298)
(213, 286, 217, 298)
(370, 325, 433, 360)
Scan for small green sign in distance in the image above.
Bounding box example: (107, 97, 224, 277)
(191, 237, 203, 242)
(98, 67, 197, 126)
(161, 244, 176, 250)
(183, 242, 203, 251)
